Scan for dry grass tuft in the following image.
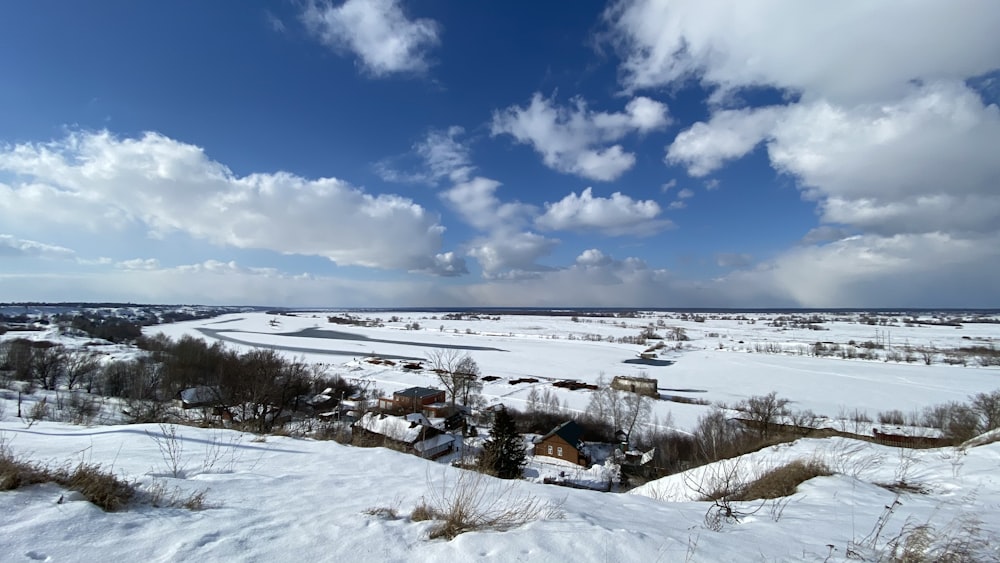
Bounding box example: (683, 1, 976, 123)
(419, 470, 557, 540)
(409, 499, 436, 522)
(732, 458, 831, 501)
(2, 436, 206, 512)
(62, 462, 135, 511)
(884, 515, 990, 562)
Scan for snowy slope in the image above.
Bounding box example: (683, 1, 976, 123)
(2, 421, 999, 562)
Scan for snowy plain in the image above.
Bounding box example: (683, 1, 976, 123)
(2, 310, 1000, 561)
(149, 311, 1000, 432)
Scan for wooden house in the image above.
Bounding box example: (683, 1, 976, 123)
(351, 412, 455, 458)
(533, 420, 588, 466)
(378, 386, 447, 414)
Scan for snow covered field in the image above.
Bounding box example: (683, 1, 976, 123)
(148, 311, 1000, 431)
(3, 309, 1000, 561)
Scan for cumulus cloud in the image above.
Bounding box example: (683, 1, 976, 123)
(440, 176, 534, 232)
(769, 83, 1000, 235)
(666, 107, 781, 176)
(670, 81, 1000, 238)
(491, 93, 670, 181)
(604, 0, 1000, 103)
(301, 0, 441, 77)
(536, 187, 672, 236)
(466, 232, 558, 279)
(0, 130, 455, 273)
(0, 235, 76, 260)
(606, 2, 1000, 306)
(423, 252, 468, 277)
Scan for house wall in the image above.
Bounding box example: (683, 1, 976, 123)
(387, 390, 447, 413)
(533, 435, 584, 465)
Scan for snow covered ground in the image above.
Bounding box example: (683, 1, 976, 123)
(3, 309, 1000, 561)
(2, 419, 999, 561)
(146, 311, 1000, 432)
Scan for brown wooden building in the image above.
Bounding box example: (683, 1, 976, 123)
(378, 386, 447, 414)
(533, 420, 588, 466)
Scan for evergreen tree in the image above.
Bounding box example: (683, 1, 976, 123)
(480, 405, 526, 479)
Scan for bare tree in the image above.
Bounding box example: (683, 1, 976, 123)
(736, 392, 791, 439)
(64, 350, 100, 391)
(425, 349, 480, 406)
(693, 407, 748, 463)
(454, 355, 483, 407)
(32, 345, 67, 391)
(970, 390, 1000, 432)
(586, 378, 651, 442)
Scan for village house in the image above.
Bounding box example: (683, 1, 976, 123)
(610, 375, 659, 397)
(351, 412, 456, 459)
(533, 420, 589, 466)
(177, 385, 221, 409)
(378, 386, 453, 416)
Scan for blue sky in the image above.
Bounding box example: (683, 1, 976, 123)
(1, 1, 999, 307)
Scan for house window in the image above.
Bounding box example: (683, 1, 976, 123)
(557, 447, 563, 457)
(547, 445, 553, 455)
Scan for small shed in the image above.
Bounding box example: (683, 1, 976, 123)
(533, 421, 588, 466)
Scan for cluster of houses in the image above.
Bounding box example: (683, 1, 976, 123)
(177, 380, 658, 477)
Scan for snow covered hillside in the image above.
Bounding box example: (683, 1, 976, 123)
(2, 420, 998, 561)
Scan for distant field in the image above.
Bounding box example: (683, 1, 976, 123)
(149, 310, 1000, 431)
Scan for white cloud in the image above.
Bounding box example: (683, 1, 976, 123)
(116, 258, 161, 271)
(465, 232, 558, 279)
(0, 235, 75, 260)
(536, 187, 672, 236)
(623, 0, 1000, 307)
(667, 200, 686, 210)
(491, 93, 670, 181)
(440, 176, 534, 232)
(439, 176, 555, 278)
(666, 107, 781, 176)
(301, 0, 441, 77)
(721, 232, 1000, 308)
(768, 83, 1000, 235)
(575, 248, 613, 267)
(423, 252, 468, 277)
(668, 82, 1000, 237)
(376, 126, 473, 185)
(659, 179, 677, 193)
(0, 130, 454, 273)
(0, 260, 461, 307)
(799, 226, 851, 245)
(676, 188, 694, 199)
(605, 0, 1000, 103)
